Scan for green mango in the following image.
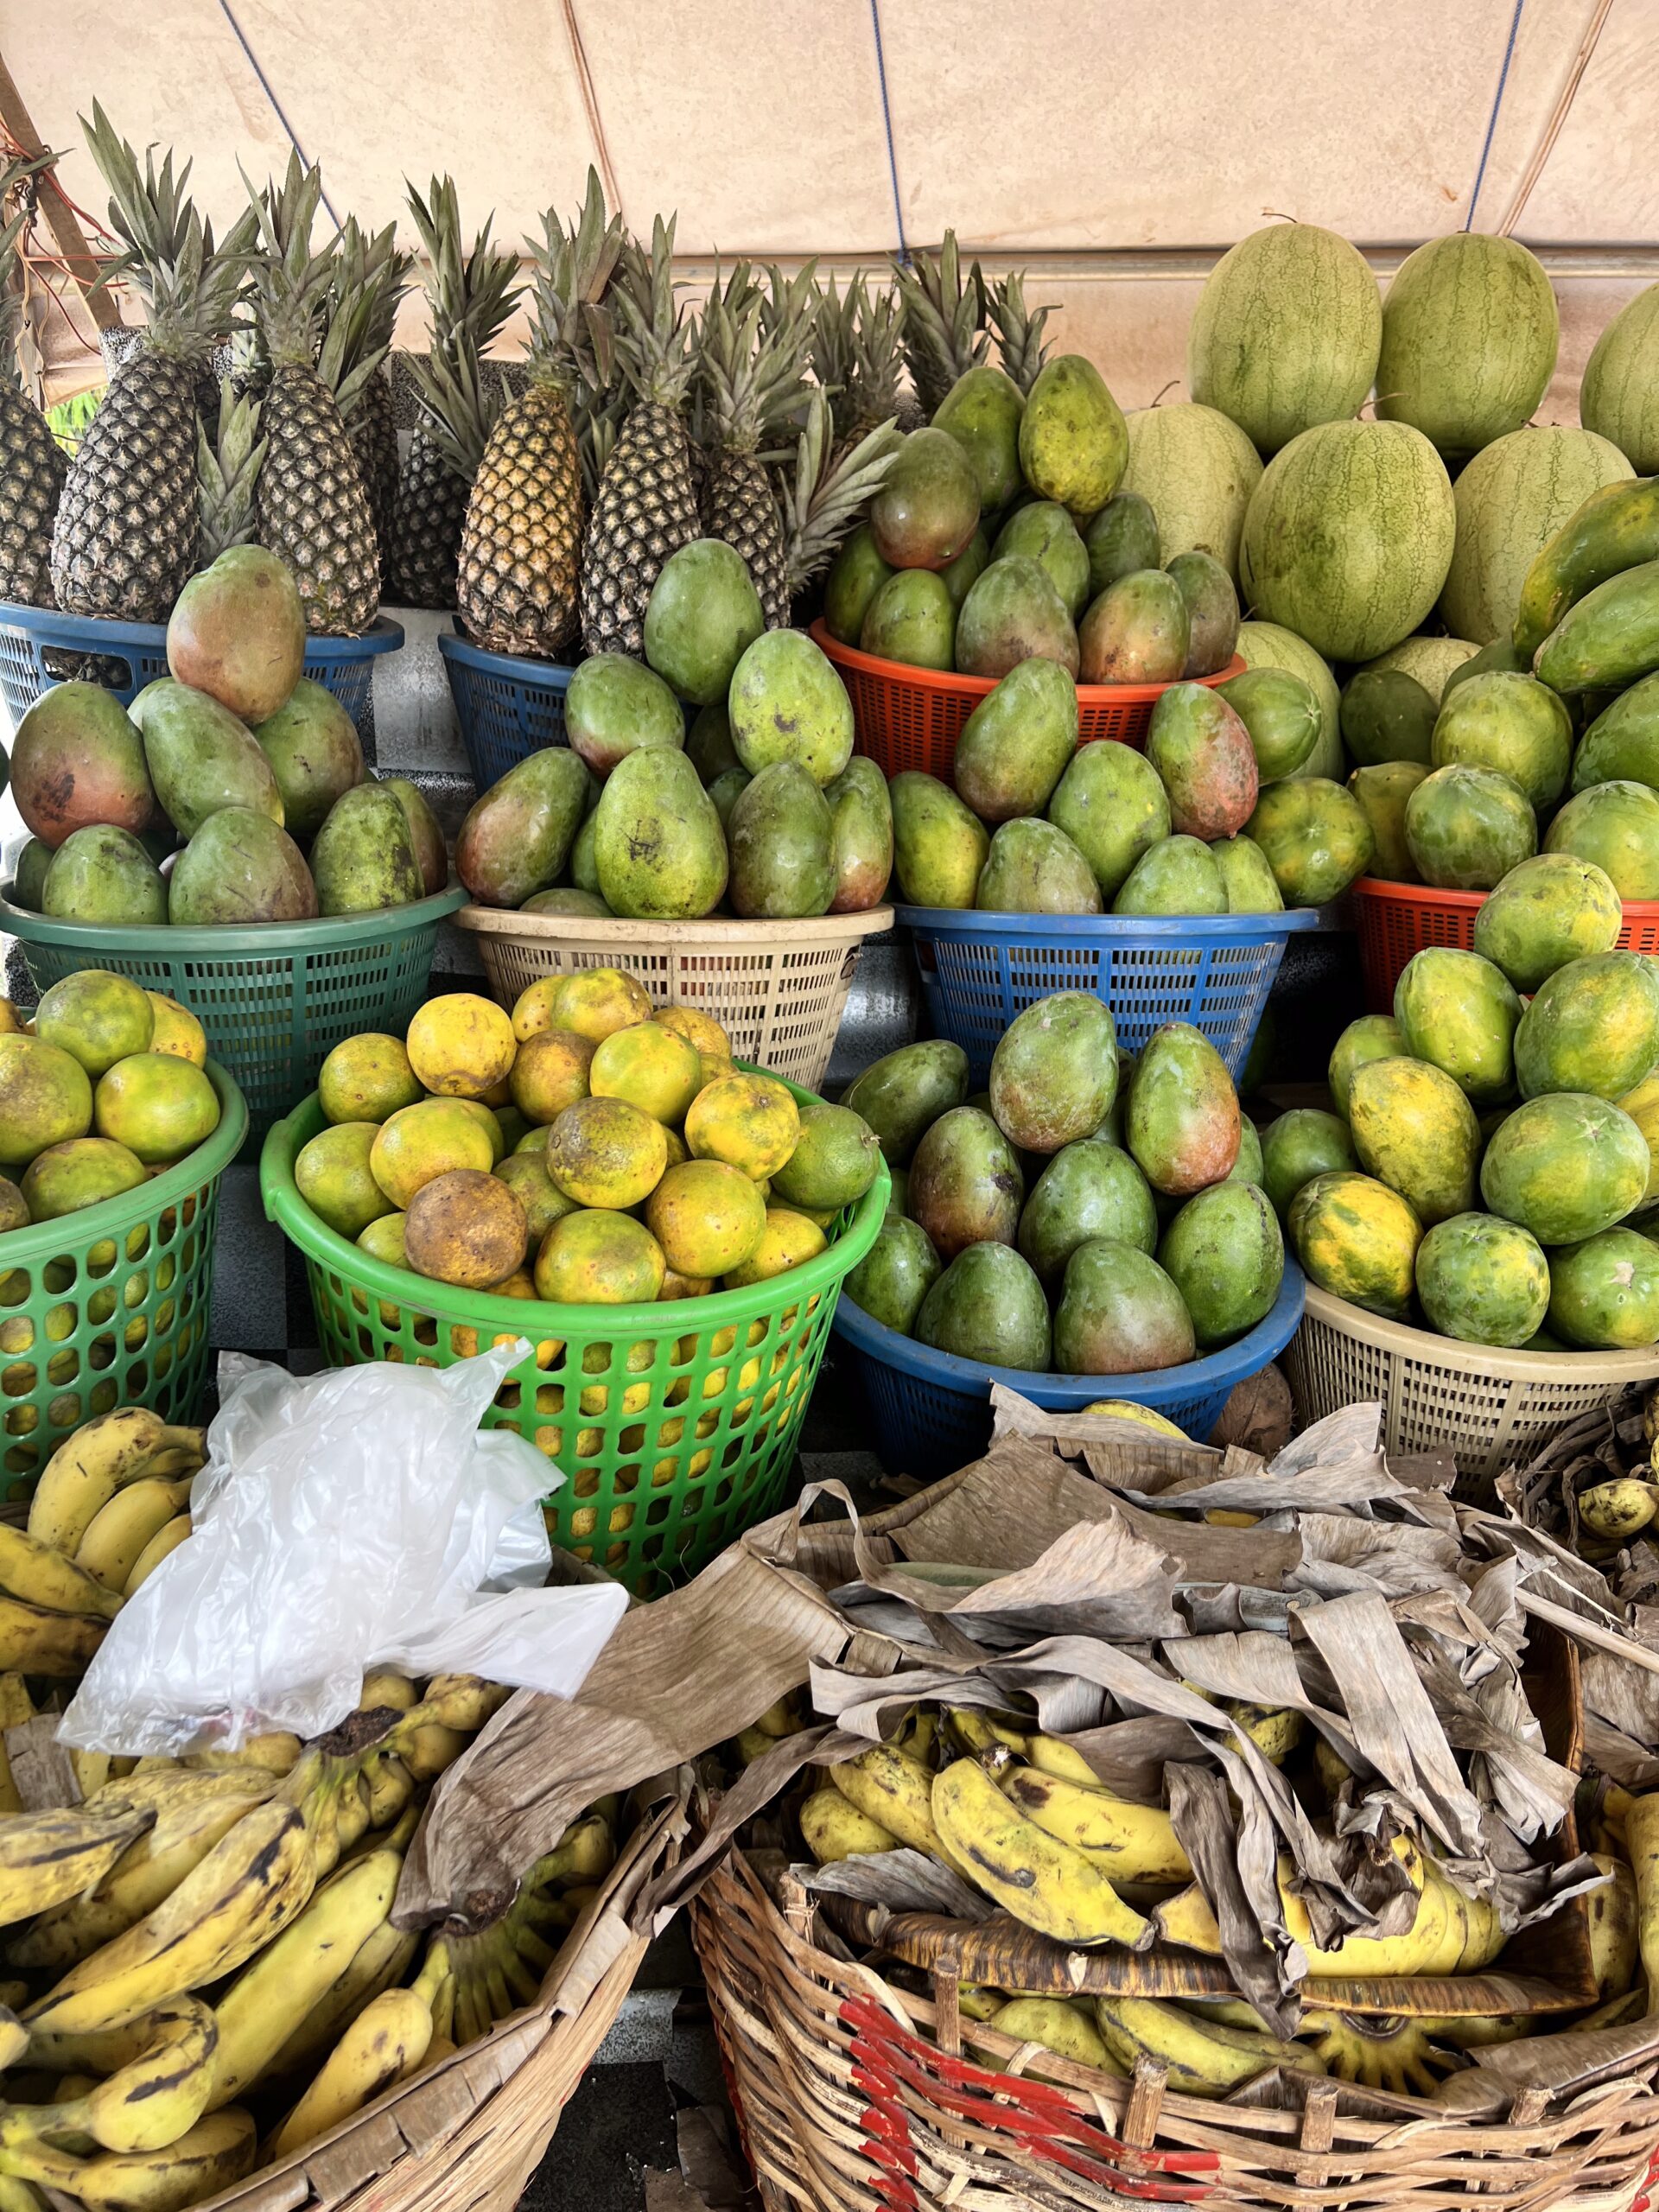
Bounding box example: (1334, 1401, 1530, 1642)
(133, 677, 284, 836)
(823, 524, 894, 646)
(564, 652, 684, 779)
(1260, 1109, 1358, 1222)
(933, 365, 1027, 512)
(382, 777, 448, 897)
(1048, 743, 1171, 900)
(1329, 1015, 1407, 1118)
(991, 502, 1090, 620)
(456, 745, 594, 907)
(686, 702, 742, 784)
(842, 1039, 969, 1165)
(916, 1242, 1051, 1370)
(1084, 493, 1160, 598)
(41, 825, 167, 925)
(728, 762, 836, 919)
(1166, 551, 1239, 677)
(990, 990, 1118, 1153)
(1018, 1140, 1158, 1290)
(569, 809, 601, 893)
(1340, 669, 1437, 767)
(1211, 835, 1284, 913)
(643, 537, 764, 703)
(1348, 762, 1428, 882)
(1053, 1240, 1194, 1373)
(594, 749, 728, 919)
(909, 1106, 1024, 1260)
(310, 785, 423, 916)
(859, 569, 956, 669)
(169, 807, 318, 923)
(1078, 570, 1189, 683)
(954, 658, 1078, 823)
(890, 772, 990, 907)
(870, 428, 981, 571)
(10, 838, 49, 912)
(1020, 355, 1128, 514)
(954, 556, 1079, 679)
(251, 677, 365, 842)
(1112, 834, 1226, 916)
(938, 527, 990, 610)
(843, 1217, 943, 1335)
(1158, 1181, 1283, 1345)
(705, 766, 752, 834)
(825, 758, 893, 912)
(729, 629, 855, 785)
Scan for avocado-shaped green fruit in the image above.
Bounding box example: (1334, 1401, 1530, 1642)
(41, 826, 167, 925)
(251, 677, 365, 843)
(916, 1241, 1052, 1370)
(909, 1107, 1024, 1261)
(310, 785, 423, 916)
(169, 807, 319, 923)
(825, 758, 894, 913)
(456, 745, 594, 908)
(1084, 493, 1161, 599)
(859, 568, 957, 669)
(1158, 1180, 1283, 1346)
(890, 772, 990, 907)
(1048, 743, 1171, 901)
(1166, 551, 1239, 677)
(1211, 835, 1284, 914)
(1053, 1239, 1195, 1374)
(844, 1216, 943, 1335)
(991, 502, 1090, 620)
(133, 677, 284, 837)
(976, 820, 1101, 915)
(643, 538, 765, 704)
(842, 1039, 969, 1165)
(870, 428, 982, 571)
(954, 556, 1079, 680)
(823, 524, 894, 646)
(954, 657, 1078, 824)
(1078, 569, 1189, 684)
(990, 991, 1118, 1154)
(1573, 671, 1659, 794)
(1018, 1139, 1158, 1291)
(933, 364, 1026, 512)
(1113, 834, 1226, 916)
(728, 629, 855, 785)
(1260, 1109, 1357, 1222)
(565, 652, 685, 779)
(593, 749, 728, 919)
(728, 762, 836, 919)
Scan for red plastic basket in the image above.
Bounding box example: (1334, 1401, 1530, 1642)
(810, 619, 1245, 780)
(1353, 876, 1659, 1011)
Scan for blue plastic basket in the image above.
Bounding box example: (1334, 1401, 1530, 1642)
(438, 632, 575, 791)
(0, 600, 403, 738)
(833, 1259, 1306, 1482)
(898, 906, 1323, 1085)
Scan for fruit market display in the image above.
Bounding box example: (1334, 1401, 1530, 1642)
(291, 977, 880, 1306)
(841, 1003, 1283, 1375)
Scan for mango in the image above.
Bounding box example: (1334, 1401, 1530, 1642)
(569, 810, 602, 893)
(1113, 835, 1226, 916)
(534, 1210, 665, 1305)
(954, 556, 1078, 680)
(1217, 667, 1321, 785)
(990, 992, 1118, 1154)
(382, 779, 448, 897)
(1212, 834, 1285, 913)
(1127, 1025, 1241, 1195)
(1146, 683, 1259, 839)
(705, 767, 750, 834)
(93, 1054, 219, 1166)
(10, 683, 156, 849)
(404, 1168, 529, 1292)
(843, 1216, 942, 1334)
(933, 364, 1026, 512)
(21, 1137, 148, 1224)
(309, 785, 423, 915)
(594, 749, 728, 919)
(1340, 669, 1437, 767)
(1018, 1139, 1158, 1290)
(1048, 742, 1171, 900)
(869, 427, 981, 571)
(823, 525, 895, 646)
(319, 1033, 422, 1125)
(729, 629, 855, 786)
(35, 972, 153, 1080)
(42, 825, 167, 925)
(916, 1243, 1050, 1370)
(859, 570, 956, 669)
(1020, 355, 1128, 513)
(644, 539, 764, 704)
(166, 544, 305, 724)
(1260, 1108, 1358, 1221)
(890, 772, 989, 907)
(251, 678, 365, 842)
(457, 745, 594, 908)
(938, 528, 990, 609)
(369, 1097, 497, 1209)
(0, 1037, 93, 1172)
(132, 677, 284, 836)
(1053, 1239, 1195, 1373)
(295, 1121, 397, 1239)
(10, 838, 49, 909)
(1084, 493, 1160, 598)
(1347, 1057, 1480, 1225)
(1079, 570, 1189, 684)
(824, 759, 893, 912)
(1166, 550, 1239, 677)
(909, 1107, 1023, 1260)
(991, 503, 1090, 620)
(523, 887, 609, 918)
(842, 1040, 969, 1166)
(729, 762, 836, 919)
(1158, 1182, 1282, 1346)
(976, 819, 1100, 913)
(954, 658, 1078, 825)
(1347, 762, 1427, 882)
(686, 703, 741, 785)
(566, 652, 685, 779)
(169, 808, 318, 923)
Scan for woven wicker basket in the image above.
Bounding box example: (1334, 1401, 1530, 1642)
(455, 904, 893, 1090)
(692, 1852, 1659, 2212)
(1285, 1282, 1659, 1482)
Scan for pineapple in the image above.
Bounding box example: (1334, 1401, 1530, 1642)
(50, 106, 254, 620)
(389, 178, 520, 610)
(457, 169, 621, 657)
(893, 232, 988, 417)
(579, 213, 701, 660)
(0, 154, 66, 607)
(319, 218, 412, 585)
(988, 271, 1053, 395)
(195, 377, 266, 563)
(699, 264, 813, 628)
(245, 154, 378, 634)
(810, 273, 909, 447)
(778, 391, 903, 613)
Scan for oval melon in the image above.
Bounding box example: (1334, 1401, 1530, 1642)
(1187, 224, 1382, 456)
(1440, 427, 1635, 645)
(1376, 234, 1560, 459)
(1233, 620, 1343, 779)
(1362, 635, 1479, 702)
(1580, 281, 1659, 476)
(1241, 420, 1456, 664)
(1119, 403, 1264, 582)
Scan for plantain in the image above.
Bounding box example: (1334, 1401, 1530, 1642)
(945, 1708, 1030, 1761)
(270, 1987, 430, 2158)
(0, 1526, 125, 1619)
(0, 2106, 256, 2212)
(1623, 1791, 1659, 2011)
(1296, 2009, 1451, 2096)
(0, 1596, 110, 1678)
(831, 1745, 954, 1860)
(799, 1789, 898, 1864)
(1000, 1767, 1190, 1883)
(122, 1520, 190, 1599)
(1579, 1479, 1659, 1541)
(1095, 1994, 1326, 2095)
(264, 1916, 421, 2083)
(25, 1410, 175, 1557)
(0, 1802, 156, 1932)
(987, 1997, 1121, 2075)
(1153, 1882, 1224, 1955)
(1021, 1734, 1107, 1789)
(1225, 1702, 1303, 1764)
(752, 1696, 800, 1738)
(73, 1482, 193, 1595)
(1586, 1853, 1640, 1999)
(397, 1720, 469, 1783)
(66, 1999, 219, 2154)
(932, 1758, 1150, 1947)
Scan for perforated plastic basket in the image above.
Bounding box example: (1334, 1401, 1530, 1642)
(457, 904, 894, 1091)
(0, 1062, 245, 1488)
(0, 886, 465, 1138)
(0, 600, 404, 736)
(1283, 1281, 1659, 1481)
(834, 1260, 1305, 1482)
(1353, 876, 1659, 1013)
(262, 1072, 888, 1592)
(811, 620, 1246, 780)
(899, 905, 1320, 1085)
(437, 632, 575, 791)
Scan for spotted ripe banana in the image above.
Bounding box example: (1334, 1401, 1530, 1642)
(0, 1596, 110, 1679)
(0, 2107, 256, 2211)
(73, 1481, 193, 1595)
(1624, 1791, 1659, 2012)
(1000, 1767, 1191, 1884)
(0, 1802, 155, 1932)
(65, 1999, 219, 2153)
(270, 1987, 431, 2158)
(537, 1815, 614, 1890)
(1296, 2009, 1449, 2095)
(932, 1758, 1150, 1948)
(1580, 1479, 1659, 1541)
(945, 1708, 1029, 1760)
(799, 1789, 898, 1864)
(123, 1518, 191, 1599)
(179, 1731, 302, 1778)
(988, 1997, 1120, 2075)
(25, 1411, 175, 1556)
(264, 1912, 420, 2084)
(1022, 1734, 1108, 1789)
(830, 1745, 954, 1859)
(1093, 1995, 1326, 2095)
(1586, 1852, 1639, 1999)
(0, 1526, 124, 1620)
(0, 1675, 35, 1818)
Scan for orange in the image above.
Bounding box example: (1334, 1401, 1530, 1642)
(645, 1160, 767, 1279)
(655, 1005, 731, 1060)
(684, 1072, 799, 1181)
(404, 994, 516, 1099)
(370, 1097, 495, 1209)
(723, 1206, 827, 1287)
(143, 993, 207, 1066)
(589, 1022, 701, 1126)
(548, 968, 653, 1045)
(511, 1030, 595, 1123)
(319, 1033, 422, 1125)
(545, 1096, 668, 1211)
(533, 1211, 666, 1305)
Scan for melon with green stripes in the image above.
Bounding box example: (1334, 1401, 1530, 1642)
(1119, 402, 1263, 583)
(1376, 233, 1560, 461)
(1440, 425, 1635, 645)
(1580, 282, 1659, 477)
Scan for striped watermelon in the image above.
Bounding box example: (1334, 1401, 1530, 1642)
(1187, 225, 1381, 457)
(1119, 403, 1263, 582)
(1440, 425, 1635, 645)
(1363, 635, 1479, 701)
(1581, 283, 1659, 475)
(1376, 234, 1559, 459)
(1241, 420, 1456, 664)
(1234, 620, 1344, 780)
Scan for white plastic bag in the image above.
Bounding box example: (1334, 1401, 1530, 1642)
(61, 1342, 627, 1756)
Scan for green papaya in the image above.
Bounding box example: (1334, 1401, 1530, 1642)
(1535, 559, 1659, 694)
(1512, 477, 1659, 660)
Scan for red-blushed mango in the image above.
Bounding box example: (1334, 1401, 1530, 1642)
(382, 778, 448, 898)
(1053, 1239, 1196, 1373)
(166, 544, 305, 724)
(869, 428, 981, 573)
(1145, 683, 1259, 840)
(954, 557, 1079, 681)
(1347, 1056, 1480, 1225)
(976, 819, 1100, 914)
(406, 994, 516, 1101)
(457, 745, 594, 907)
(1288, 1171, 1421, 1317)
(824, 759, 894, 912)
(565, 652, 684, 779)
(1126, 1024, 1240, 1196)
(908, 1108, 1024, 1261)
(1079, 569, 1189, 684)
(10, 683, 156, 849)
(404, 1168, 529, 1291)
(989, 992, 1118, 1154)
(545, 1096, 669, 1211)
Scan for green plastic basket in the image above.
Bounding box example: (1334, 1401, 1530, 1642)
(0, 1062, 246, 1490)
(260, 1072, 889, 1592)
(0, 886, 466, 1138)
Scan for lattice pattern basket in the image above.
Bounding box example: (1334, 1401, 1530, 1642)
(436, 632, 574, 791)
(456, 905, 894, 1092)
(1284, 1281, 1659, 1481)
(1353, 877, 1659, 1013)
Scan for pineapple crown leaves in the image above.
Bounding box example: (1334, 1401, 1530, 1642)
(409, 333, 508, 484)
(697, 259, 815, 459)
(80, 103, 257, 356)
(317, 216, 414, 421)
(0, 151, 54, 372)
(524, 167, 624, 398)
(575, 375, 627, 502)
(240, 149, 342, 372)
(405, 175, 523, 359)
(196, 373, 267, 563)
(893, 229, 988, 411)
(988, 270, 1055, 395)
(779, 388, 903, 597)
(612, 211, 696, 413)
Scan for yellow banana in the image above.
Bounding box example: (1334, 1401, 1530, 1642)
(73, 1999, 219, 2153)
(1586, 1853, 1640, 1999)
(753, 1697, 799, 1738)
(733, 1726, 779, 1765)
(1226, 1702, 1303, 1764)
(0, 1526, 124, 1619)
(0, 1802, 156, 1932)
(127, 1445, 202, 1481)
(1313, 1737, 1356, 1803)
(945, 1708, 1029, 1760)
(1296, 2009, 1449, 2095)
(1094, 1995, 1326, 2095)
(73, 1482, 192, 1595)
(357, 1669, 418, 1713)
(0, 2009, 23, 2070)
(1580, 1478, 1659, 1540)
(537, 1814, 614, 1889)
(0, 1676, 33, 1819)
(1022, 1735, 1107, 1789)
(1000, 1767, 1190, 1883)
(988, 1997, 1120, 2074)
(932, 1758, 1149, 1948)
(0, 2108, 255, 2210)
(122, 1518, 190, 1599)
(1624, 1792, 1659, 2012)
(1153, 1883, 1224, 1954)
(1280, 1855, 1454, 1978)
(799, 1789, 898, 1864)
(270, 1987, 431, 2158)
(25, 1411, 173, 1556)
(0, 1597, 108, 1679)
(264, 1914, 420, 2084)
(180, 1733, 301, 1777)
(831, 1745, 953, 1859)
(71, 1751, 111, 1801)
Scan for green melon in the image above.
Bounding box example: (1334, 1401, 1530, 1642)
(1376, 234, 1560, 459)
(1187, 224, 1382, 456)
(1233, 620, 1343, 779)
(1440, 426, 1635, 645)
(1580, 282, 1659, 476)
(1241, 421, 1456, 664)
(1119, 403, 1264, 582)
(1362, 635, 1479, 702)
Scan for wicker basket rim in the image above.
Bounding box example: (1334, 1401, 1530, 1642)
(1302, 1281, 1659, 1383)
(454, 903, 893, 945)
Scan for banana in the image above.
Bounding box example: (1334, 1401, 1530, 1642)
(130, 1446, 203, 1481)
(537, 1815, 613, 1888)
(1226, 1702, 1303, 1764)
(1280, 1855, 1456, 1978)
(79, 1999, 219, 2153)
(0, 1526, 124, 1619)
(1000, 1767, 1191, 1883)
(0, 2008, 23, 2069)
(180, 1733, 301, 1777)
(1313, 1737, 1356, 1803)
(357, 1669, 418, 1713)
(0, 1597, 109, 1678)
(1587, 1853, 1640, 2000)
(403, 1675, 509, 1735)
(123, 1519, 190, 1599)
(830, 1746, 953, 1859)
(1022, 1735, 1107, 1789)
(957, 1985, 1004, 2021)
(988, 1998, 1121, 2075)
(799, 1789, 898, 1864)
(0, 2107, 256, 2212)
(73, 1482, 192, 1595)
(1580, 1478, 1659, 1540)
(358, 1750, 415, 1833)
(932, 1758, 1150, 1948)
(1094, 1995, 1326, 2096)
(26, 1411, 174, 1555)
(752, 1697, 799, 1738)
(1153, 1883, 1224, 1954)
(264, 1915, 420, 2084)
(208, 1845, 404, 2109)
(0, 1802, 156, 1932)
(945, 1708, 1029, 1761)
(1624, 1792, 1659, 2011)
(0, 1675, 35, 1818)
(733, 1727, 779, 1765)
(270, 1989, 430, 2160)
(72, 1751, 112, 1801)
(1296, 2009, 1449, 2095)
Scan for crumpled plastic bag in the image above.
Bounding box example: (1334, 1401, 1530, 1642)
(61, 1342, 628, 1756)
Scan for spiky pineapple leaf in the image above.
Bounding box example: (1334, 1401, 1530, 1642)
(893, 230, 988, 416)
(779, 391, 902, 597)
(196, 375, 266, 562)
(988, 270, 1055, 396)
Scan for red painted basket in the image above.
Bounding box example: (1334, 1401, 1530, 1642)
(1353, 877, 1659, 1012)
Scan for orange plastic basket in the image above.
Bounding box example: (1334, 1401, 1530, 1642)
(810, 620, 1245, 780)
(1353, 878, 1659, 1012)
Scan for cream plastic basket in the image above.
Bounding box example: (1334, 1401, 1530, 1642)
(1286, 1281, 1659, 1480)
(454, 904, 893, 1090)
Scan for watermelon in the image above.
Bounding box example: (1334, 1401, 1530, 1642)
(1120, 403, 1264, 582)
(1440, 427, 1635, 645)
(1362, 634, 1479, 702)
(1241, 421, 1456, 663)
(1580, 282, 1659, 476)
(1187, 224, 1382, 457)
(1233, 621, 1343, 779)
(1376, 235, 1560, 459)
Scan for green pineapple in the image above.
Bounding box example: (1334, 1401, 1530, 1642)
(0, 154, 66, 607)
(810, 272, 912, 445)
(699, 263, 814, 628)
(988, 271, 1054, 395)
(195, 376, 266, 563)
(50, 106, 254, 620)
(893, 232, 988, 417)
(319, 217, 412, 586)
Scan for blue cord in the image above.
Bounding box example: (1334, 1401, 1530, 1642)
(215, 0, 341, 227)
(1465, 0, 1526, 229)
(868, 0, 907, 261)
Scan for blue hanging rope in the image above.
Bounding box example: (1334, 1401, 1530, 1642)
(868, 0, 908, 261)
(1465, 0, 1526, 230)
(215, 0, 341, 227)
